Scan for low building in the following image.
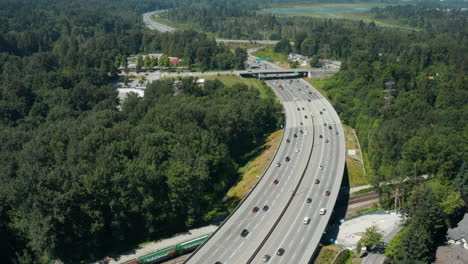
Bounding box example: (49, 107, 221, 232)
(169, 57, 181, 67)
(447, 213, 468, 249)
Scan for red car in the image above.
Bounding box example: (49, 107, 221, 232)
(252, 207, 259, 213)
(273, 179, 279, 185)
(279, 84, 283, 89)
(325, 191, 331, 196)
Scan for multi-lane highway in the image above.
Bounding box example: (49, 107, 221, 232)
(184, 78, 345, 264)
(142, 13, 346, 264)
(251, 79, 345, 264)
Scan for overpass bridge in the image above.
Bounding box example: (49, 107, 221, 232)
(238, 68, 339, 79)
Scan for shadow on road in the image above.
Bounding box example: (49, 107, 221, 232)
(309, 163, 350, 263)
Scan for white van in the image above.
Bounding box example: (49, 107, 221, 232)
(303, 216, 310, 225)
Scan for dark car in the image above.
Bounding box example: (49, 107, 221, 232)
(319, 135, 323, 138)
(215, 262, 222, 264)
(241, 229, 249, 237)
(320, 111, 323, 115)
(294, 133, 298, 138)
(252, 207, 259, 213)
(287, 139, 291, 143)
(273, 179, 279, 185)
(325, 191, 331, 196)
(300, 122, 303, 125)
(309, 91, 312, 94)
(315, 179, 320, 184)
(297, 108, 300, 111)
(304, 115, 308, 119)
(324, 123, 327, 126)
(308, 99, 311, 102)
(306, 198, 312, 203)
(325, 139, 329, 143)
(329, 125, 333, 129)
(285, 156, 290, 162)
(300, 130, 303, 134)
(263, 205, 269, 212)
(277, 248, 285, 256)
(302, 107, 305, 110)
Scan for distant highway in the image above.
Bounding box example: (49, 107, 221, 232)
(142, 11, 292, 45)
(143, 11, 175, 32)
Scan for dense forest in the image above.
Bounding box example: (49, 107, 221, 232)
(1, 0, 467, 263)
(0, 0, 281, 263)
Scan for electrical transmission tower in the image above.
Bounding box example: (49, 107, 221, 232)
(384, 80, 396, 107)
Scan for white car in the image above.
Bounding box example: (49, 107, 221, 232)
(303, 217, 311, 225)
(319, 165, 323, 170)
(295, 149, 300, 153)
(320, 208, 327, 215)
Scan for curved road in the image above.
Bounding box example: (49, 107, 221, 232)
(142, 11, 346, 264)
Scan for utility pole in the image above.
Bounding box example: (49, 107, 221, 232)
(318, 44, 331, 65)
(384, 80, 396, 107)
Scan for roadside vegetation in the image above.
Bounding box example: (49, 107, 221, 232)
(252, 46, 291, 68)
(225, 129, 283, 211)
(193, 75, 274, 99)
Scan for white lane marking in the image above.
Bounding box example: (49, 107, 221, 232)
(260, 93, 330, 264)
(214, 83, 314, 261)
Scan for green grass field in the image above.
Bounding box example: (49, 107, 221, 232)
(260, 3, 417, 30)
(262, 3, 390, 12)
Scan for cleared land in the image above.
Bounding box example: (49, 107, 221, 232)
(314, 244, 342, 264)
(261, 3, 417, 30)
(195, 75, 273, 99)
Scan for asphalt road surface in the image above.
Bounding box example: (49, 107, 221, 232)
(184, 60, 345, 263)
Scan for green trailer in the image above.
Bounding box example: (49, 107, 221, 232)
(256, 58, 272, 61)
(175, 234, 210, 255)
(138, 246, 176, 264)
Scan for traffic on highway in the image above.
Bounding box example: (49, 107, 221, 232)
(184, 58, 345, 264)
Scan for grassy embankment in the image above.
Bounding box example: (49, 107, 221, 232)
(195, 75, 273, 99)
(304, 78, 368, 188)
(260, 3, 417, 30)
